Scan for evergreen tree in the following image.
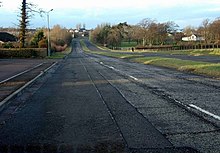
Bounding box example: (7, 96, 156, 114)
(19, 0, 28, 48)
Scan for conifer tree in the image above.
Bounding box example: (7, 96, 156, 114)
(19, 0, 28, 48)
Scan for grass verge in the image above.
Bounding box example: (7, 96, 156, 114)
(139, 49, 220, 57)
(80, 40, 143, 59)
(48, 47, 72, 59)
(133, 57, 220, 78)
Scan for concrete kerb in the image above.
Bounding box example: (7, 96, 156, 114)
(0, 62, 58, 113)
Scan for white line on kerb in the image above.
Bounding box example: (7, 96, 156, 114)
(189, 104, 220, 121)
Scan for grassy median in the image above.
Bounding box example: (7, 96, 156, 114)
(80, 40, 220, 78)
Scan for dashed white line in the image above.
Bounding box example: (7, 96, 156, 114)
(99, 61, 138, 81)
(189, 104, 220, 121)
(99, 61, 220, 124)
(128, 75, 139, 81)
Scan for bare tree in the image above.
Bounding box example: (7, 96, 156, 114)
(209, 18, 220, 45)
(202, 19, 210, 44)
(50, 25, 72, 46)
(197, 19, 210, 45)
(107, 26, 121, 48)
(138, 18, 157, 46)
(183, 26, 197, 36)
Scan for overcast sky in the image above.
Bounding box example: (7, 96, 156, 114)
(0, 0, 220, 29)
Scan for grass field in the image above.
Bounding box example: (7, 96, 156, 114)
(121, 41, 138, 47)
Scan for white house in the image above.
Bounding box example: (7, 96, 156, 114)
(182, 34, 205, 42)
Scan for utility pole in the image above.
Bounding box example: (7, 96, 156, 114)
(46, 9, 53, 56)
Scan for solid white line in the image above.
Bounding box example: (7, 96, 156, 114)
(189, 104, 220, 121)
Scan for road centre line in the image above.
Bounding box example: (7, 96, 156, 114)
(129, 75, 139, 81)
(189, 104, 220, 121)
(99, 61, 220, 125)
(99, 62, 138, 81)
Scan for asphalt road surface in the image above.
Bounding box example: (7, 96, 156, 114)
(0, 59, 47, 82)
(0, 40, 219, 153)
(83, 39, 220, 63)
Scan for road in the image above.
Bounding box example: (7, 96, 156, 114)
(83, 39, 220, 63)
(0, 39, 219, 152)
(0, 59, 47, 82)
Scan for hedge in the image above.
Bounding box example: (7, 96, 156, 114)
(0, 48, 47, 58)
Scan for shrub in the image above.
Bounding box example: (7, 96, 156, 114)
(38, 39, 47, 48)
(0, 48, 47, 58)
(3, 43, 14, 48)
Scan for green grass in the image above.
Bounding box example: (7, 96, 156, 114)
(142, 49, 220, 57)
(133, 57, 220, 78)
(80, 40, 90, 52)
(80, 40, 143, 59)
(121, 41, 137, 48)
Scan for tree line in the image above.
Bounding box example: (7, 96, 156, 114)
(90, 18, 220, 49)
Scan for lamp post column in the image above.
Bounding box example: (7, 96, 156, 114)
(47, 9, 53, 56)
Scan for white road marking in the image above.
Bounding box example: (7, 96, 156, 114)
(129, 75, 139, 81)
(99, 61, 138, 81)
(189, 104, 220, 121)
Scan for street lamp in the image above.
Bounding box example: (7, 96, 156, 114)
(47, 9, 53, 56)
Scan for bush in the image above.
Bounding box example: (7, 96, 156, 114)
(2, 43, 14, 48)
(38, 39, 47, 48)
(50, 25, 72, 46)
(0, 48, 47, 58)
(51, 43, 67, 52)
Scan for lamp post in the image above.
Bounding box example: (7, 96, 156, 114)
(47, 9, 53, 56)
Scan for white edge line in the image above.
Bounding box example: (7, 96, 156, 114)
(0, 62, 57, 111)
(189, 104, 220, 121)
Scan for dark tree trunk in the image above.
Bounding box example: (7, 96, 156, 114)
(19, 0, 27, 48)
